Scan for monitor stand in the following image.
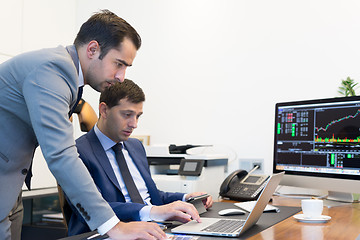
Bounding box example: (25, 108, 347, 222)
(276, 186, 359, 207)
(275, 185, 327, 198)
(325, 191, 359, 205)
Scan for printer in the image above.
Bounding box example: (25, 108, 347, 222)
(146, 145, 228, 199)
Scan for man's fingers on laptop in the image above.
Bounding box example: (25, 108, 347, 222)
(168, 201, 200, 222)
(174, 201, 201, 223)
(150, 202, 192, 221)
(150, 201, 201, 223)
(169, 212, 192, 223)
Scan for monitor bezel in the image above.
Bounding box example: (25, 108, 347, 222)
(273, 95, 360, 181)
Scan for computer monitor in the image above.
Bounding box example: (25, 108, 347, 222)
(273, 96, 360, 202)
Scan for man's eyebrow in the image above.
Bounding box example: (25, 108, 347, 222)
(120, 109, 134, 113)
(116, 59, 132, 67)
(120, 110, 143, 115)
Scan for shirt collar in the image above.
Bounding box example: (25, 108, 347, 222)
(94, 124, 123, 151)
(78, 62, 84, 88)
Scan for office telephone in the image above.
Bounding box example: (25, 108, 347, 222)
(219, 169, 269, 201)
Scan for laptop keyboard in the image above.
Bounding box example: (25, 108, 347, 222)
(201, 219, 245, 233)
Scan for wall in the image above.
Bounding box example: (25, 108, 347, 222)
(1, 0, 77, 189)
(76, 0, 360, 173)
(2, 1, 360, 190)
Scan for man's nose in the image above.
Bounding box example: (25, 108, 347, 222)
(115, 69, 126, 82)
(129, 118, 138, 128)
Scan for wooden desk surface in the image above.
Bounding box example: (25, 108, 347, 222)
(246, 196, 360, 240)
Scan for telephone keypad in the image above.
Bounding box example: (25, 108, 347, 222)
(228, 182, 266, 198)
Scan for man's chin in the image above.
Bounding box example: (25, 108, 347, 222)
(120, 136, 130, 141)
(89, 84, 102, 92)
(91, 82, 110, 92)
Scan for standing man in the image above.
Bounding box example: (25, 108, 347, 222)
(0, 10, 165, 240)
(66, 80, 212, 235)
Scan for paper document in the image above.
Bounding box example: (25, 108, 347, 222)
(235, 200, 280, 213)
(41, 212, 64, 223)
(92, 233, 199, 240)
(166, 233, 200, 239)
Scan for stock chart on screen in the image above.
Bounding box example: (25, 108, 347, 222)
(274, 97, 360, 176)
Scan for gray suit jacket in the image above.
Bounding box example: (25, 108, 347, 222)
(0, 45, 115, 230)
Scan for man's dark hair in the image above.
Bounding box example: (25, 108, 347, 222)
(100, 79, 145, 108)
(74, 9, 141, 59)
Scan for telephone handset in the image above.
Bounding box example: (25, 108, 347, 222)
(219, 169, 269, 201)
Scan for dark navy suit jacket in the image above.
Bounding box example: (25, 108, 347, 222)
(67, 128, 184, 235)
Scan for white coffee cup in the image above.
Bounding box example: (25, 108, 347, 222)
(301, 199, 323, 219)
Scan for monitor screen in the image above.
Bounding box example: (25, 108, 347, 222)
(273, 96, 360, 184)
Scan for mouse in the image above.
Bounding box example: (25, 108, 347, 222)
(218, 208, 246, 216)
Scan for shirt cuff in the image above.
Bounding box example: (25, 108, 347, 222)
(182, 193, 187, 202)
(97, 216, 120, 235)
(139, 205, 153, 222)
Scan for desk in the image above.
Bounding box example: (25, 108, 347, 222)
(21, 187, 67, 240)
(60, 197, 360, 240)
(248, 196, 360, 240)
(22, 187, 61, 224)
(22, 187, 59, 199)
(59, 201, 300, 240)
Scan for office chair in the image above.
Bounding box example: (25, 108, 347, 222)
(57, 184, 72, 230)
(71, 98, 98, 132)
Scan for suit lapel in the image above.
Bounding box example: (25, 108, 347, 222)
(65, 45, 79, 73)
(65, 45, 82, 117)
(87, 129, 122, 191)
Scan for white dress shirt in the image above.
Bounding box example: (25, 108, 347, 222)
(78, 62, 84, 88)
(94, 125, 154, 221)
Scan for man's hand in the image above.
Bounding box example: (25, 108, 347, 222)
(150, 201, 201, 223)
(185, 192, 213, 209)
(106, 221, 166, 240)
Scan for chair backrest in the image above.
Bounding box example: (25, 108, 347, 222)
(57, 184, 73, 230)
(69, 98, 98, 132)
(76, 99, 98, 132)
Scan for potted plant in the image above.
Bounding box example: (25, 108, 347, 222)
(338, 77, 358, 96)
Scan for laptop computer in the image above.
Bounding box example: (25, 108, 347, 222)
(171, 171, 284, 237)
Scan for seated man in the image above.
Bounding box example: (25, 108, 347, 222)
(66, 79, 213, 235)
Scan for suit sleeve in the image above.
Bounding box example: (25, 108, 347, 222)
(22, 59, 115, 231)
(157, 190, 185, 204)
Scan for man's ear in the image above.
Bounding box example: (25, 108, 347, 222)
(86, 40, 100, 59)
(99, 102, 108, 118)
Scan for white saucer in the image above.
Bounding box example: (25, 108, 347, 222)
(293, 214, 331, 223)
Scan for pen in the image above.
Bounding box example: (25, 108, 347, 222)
(157, 223, 168, 230)
(87, 233, 109, 240)
(87, 233, 100, 240)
